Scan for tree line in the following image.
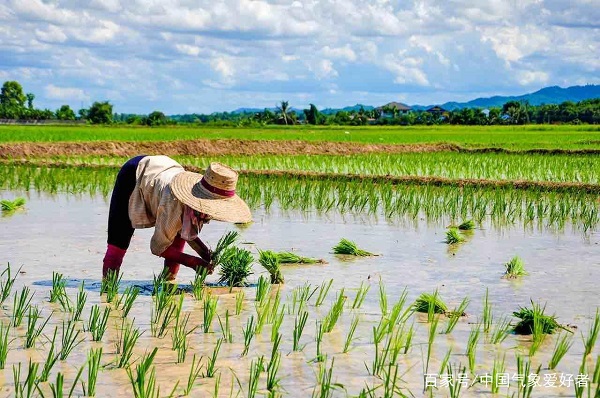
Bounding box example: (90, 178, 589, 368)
(2, 80, 598, 126)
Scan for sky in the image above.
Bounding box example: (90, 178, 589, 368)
(0, 0, 598, 114)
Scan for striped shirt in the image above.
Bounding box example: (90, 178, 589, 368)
(128, 155, 187, 256)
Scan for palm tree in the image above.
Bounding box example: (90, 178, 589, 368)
(277, 100, 289, 125)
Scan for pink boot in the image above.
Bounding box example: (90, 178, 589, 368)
(103, 244, 126, 278)
(162, 236, 185, 280)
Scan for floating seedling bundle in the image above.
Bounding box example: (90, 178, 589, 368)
(258, 250, 284, 284)
(332, 238, 375, 256)
(512, 301, 566, 335)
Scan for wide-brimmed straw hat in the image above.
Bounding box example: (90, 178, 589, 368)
(171, 162, 252, 223)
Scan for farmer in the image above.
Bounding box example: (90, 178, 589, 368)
(102, 155, 252, 280)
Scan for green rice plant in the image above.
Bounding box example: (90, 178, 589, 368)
(1, 263, 20, 305)
(203, 338, 223, 378)
(150, 294, 178, 338)
(116, 318, 143, 368)
(351, 281, 370, 310)
(289, 282, 317, 314)
(385, 289, 411, 332)
(259, 250, 284, 284)
(172, 310, 197, 363)
(255, 275, 270, 303)
(515, 355, 541, 398)
(314, 279, 333, 307)
(529, 307, 547, 356)
(332, 238, 374, 256)
(413, 291, 447, 317)
(1, 197, 25, 212)
(87, 305, 111, 341)
(504, 256, 528, 278)
(443, 297, 469, 334)
(490, 353, 506, 394)
(82, 347, 102, 397)
(446, 362, 467, 398)
(322, 289, 346, 333)
(116, 285, 139, 319)
(276, 251, 323, 264)
(12, 286, 34, 327)
(388, 324, 412, 365)
(266, 288, 282, 324)
(512, 301, 564, 335)
(343, 315, 360, 354)
(490, 316, 511, 344)
(25, 306, 51, 349)
(270, 308, 284, 342)
(378, 278, 388, 316)
(217, 247, 254, 287)
(445, 228, 465, 244)
(254, 301, 270, 335)
(293, 310, 309, 351)
(235, 289, 244, 315)
(39, 327, 59, 382)
(247, 358, 262, 398)
(267, 344, 282, 393)
(582, 308, 600, 357)
(312, 357, 344, 398)
(423, 304, 440, 384)
(191, 267, 209, 301)
(380, 363, 404, 398)
(313, 322, 325, 362)
(466, 324, 481, 374)
(439, 348, 452, 375)
(101, 269, 122, 303)
(72, 282, 87, 322)
(217, 310, 233, 343)
(203, 295, 218, 333)
(59, 320, 84, 360)
(593, 355, 600, 384)
(212, 231, 240, 266)
(126, 347, 160, 398)
(212, 373, 221, 398)
(13, 359, 39, 398)
(183, 354, 203, 395)
(0, 322, 11, 369)
(482, 288, 493, 333)
(49, 272, 71, 311)
(458, 219, 475, 230)
(403, 323, 414, 354)
(548, 332, 574, 369)
(241, 315, 256, 356)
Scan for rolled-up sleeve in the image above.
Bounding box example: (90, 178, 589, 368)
(150, 187, 184, 256)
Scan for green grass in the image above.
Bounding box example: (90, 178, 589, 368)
(2, 124, 599, 150)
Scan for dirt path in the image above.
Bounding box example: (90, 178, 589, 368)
(1, 139, 599, 158)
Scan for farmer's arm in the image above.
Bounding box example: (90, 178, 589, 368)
(187, 237, 212, 263)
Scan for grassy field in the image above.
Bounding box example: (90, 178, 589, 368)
(1, 124, 599, 150)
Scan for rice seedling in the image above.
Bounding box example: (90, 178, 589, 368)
(443, 297, 469, 334)
(59, 320, 84, 360)
(247, 358, 262, 398)
(101, 269, 122, 303)
(0, 321, 11, 369)
(87, 305, 111, 342)
(289, 282, 317, 314)
(458, 219, 475, 230)
(212, 373, 221, 398)
(203, 338, 223, 378)
(482, 288, 493, 333)
(255, 275, 271, 303)
(235, 289, 244, 315)
(529, 307, 548, 356)
(466, 324, 481, 374)
(43, 370, 84, 398)
(1, 263, 20, 305)
(118, 285, 140, 319)
(116, 318, 143, 368)
(271, 308, 284, 342)
(548, 332, 574, 369)
(343, 315, 360, 354)
(172, 310, 197, 363)
(490, 316, 512, 344)
(49, 272, 71, 311)
(217, 247, 254, 287)
(512, 301, 564, 335)
(150, 291, 179, 338)
(39, 327, 59, 382)
(127, 347, 161, 398)
(593, 355, 600, 385)
(377, 279, 388, 317)
(322, 289, 346, 333)
(314, 279, 333, 307)
(504, 256, 528, 278)
(191, 267, 209, 301)
(13, 359, 39, 398)
(332, 238, 374, 256)
(489, 353, 506, 394)
(242, 315, 256, 356)
(582, 308, 599, 357)
(25, 306, 51, 349)
(380, 363, 405, 398)
(276, 251, 323, 264)
(312, 357, 344, 398)
(267, 288, 282, 324)
(351, 281, 370, 310)
(12, 286, 34, 327)
(267, 341, 282, 393)
(422, 304, 440, 386)
(203, 295, 218, 333)
(254, 301, 270, 335)
(293, 310, 309, 351)
(259, 250, 284, 284)
(183, 354, 203, 395)
(515, 355, 541, 398)
(212, 231, 240, 266)
(413, 291, 448, 317)
(439, 348, 452, 375)
(446, 362, 467, 398)
(1, 197, 25, 213)
(82, 347, 102, 397)
(217, 310, 233, 343)
(445, 228, 465, 244)
(403, 323, 414, 354)
(72, 282, 87, 322)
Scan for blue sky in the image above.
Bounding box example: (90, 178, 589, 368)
(1, 0, 598, 114)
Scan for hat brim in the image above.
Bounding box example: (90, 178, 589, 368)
(171, 171, 252, 224)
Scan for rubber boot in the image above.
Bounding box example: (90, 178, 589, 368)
(103, 244, 126, 278)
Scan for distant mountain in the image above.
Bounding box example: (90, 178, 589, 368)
(321, 104, 374, 115)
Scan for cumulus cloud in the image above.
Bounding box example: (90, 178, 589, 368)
(45, 84, 89, 101)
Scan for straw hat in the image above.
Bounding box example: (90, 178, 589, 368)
(171, 162, 252, 223)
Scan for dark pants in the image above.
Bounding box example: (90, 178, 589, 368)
(107, 155, 147, 250)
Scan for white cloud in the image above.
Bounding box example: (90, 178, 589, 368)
(382, 52, 429, 86)
(35, 25, 67, 43)
(45, 84, 89, 101)
(517, 70, 550, 86)
(308, 59, 338, 79)
(322, 45, 357, 62)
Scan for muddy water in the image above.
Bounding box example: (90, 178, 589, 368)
(1, 190, 599, 397)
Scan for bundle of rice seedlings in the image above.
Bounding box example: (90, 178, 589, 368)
(217, 247, 254, 287)
(413, 292, 448, 315)
(504, 256, 528, 278)
(512, 301, 563, 335)
(1, 198, 26, 212)
(458, 220, 475, 230)
(258, 250, 284, 284)
(332, 239, 374, 256)
(445, 228, 465, 244)
(275, 251, 325, 264)
(212, 231, 240, 265)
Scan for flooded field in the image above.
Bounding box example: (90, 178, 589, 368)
(1, 189, 599, 397)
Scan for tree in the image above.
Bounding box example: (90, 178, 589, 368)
(146, 111, 168, 126)
(0, 81, 27, 118)
(26, 93, 35, 109)
(303, 104, 324, 125)
(87, 101, 113, 124)
(56, 105, 76, 120)
(277, 100, 290, 125)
